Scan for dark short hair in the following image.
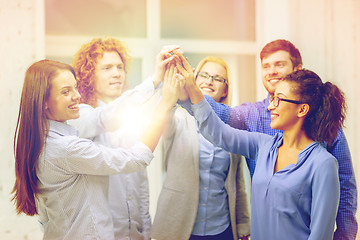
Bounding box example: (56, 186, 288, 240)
(260, 39, 302, 68)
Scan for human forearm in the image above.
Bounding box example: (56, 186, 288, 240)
(141, 64, 180, 152)
(141, 102, 172, 152)
(192, 99, 265, 159)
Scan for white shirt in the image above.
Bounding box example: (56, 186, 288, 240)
(68, 78, 157, 240)
(36, 120, 153, 240)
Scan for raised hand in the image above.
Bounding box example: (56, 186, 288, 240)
(174, 54, 204, 104)
(159, 64, 181, 111)
(153, 45, 181, 87)
(173, 54, 196, 88)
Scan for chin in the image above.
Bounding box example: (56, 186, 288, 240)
(70, 114, 80, 120)
(270, 122, 279, 130)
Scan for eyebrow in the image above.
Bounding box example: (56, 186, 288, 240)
(262, 60, 287, 65)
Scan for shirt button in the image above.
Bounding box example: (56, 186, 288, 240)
(202, 203, 206, 206)
(205, 169, 209, 173)
(204, 187, 207, 190)
(201, 219, 204, 222)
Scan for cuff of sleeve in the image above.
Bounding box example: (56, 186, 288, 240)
(133, 142, 154, 165)
(237, 223, 250, 238)
(191, 98, 211, 123)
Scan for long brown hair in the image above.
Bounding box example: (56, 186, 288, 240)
(12, 59, 76, 215)
(284, 69, 346, 144)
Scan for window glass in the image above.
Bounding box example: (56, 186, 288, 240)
(45, 0, 147, 37)
(160, 0, 255, 41)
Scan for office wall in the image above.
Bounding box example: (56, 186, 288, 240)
(0, 0, 359, 239)
(0, 0, 44, 239)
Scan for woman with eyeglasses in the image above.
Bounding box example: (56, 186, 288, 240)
(151, 56, 250, 240)
(178, 58, 342, 240)
(11, 59, 180, 240)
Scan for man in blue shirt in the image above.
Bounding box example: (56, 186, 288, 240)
(188, 39, 357, 240)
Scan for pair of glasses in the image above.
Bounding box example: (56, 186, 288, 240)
(269, 96, 303, 107)
(197, 72, 227, 84)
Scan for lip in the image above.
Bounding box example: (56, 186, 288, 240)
(268, 78, 282, 84)
(68, 103, 79, 111)
(200, 87, 214, 92)
(109, 82, 123, 86)
(270, 111, 278, 120)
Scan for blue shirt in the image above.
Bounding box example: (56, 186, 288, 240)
(192, 126, 231, 236)
(182, 95, 358, 239)
(192, 99, 340, 239)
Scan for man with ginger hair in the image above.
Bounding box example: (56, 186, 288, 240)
(69, 37, 178, 240)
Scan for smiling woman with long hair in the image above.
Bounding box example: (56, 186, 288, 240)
(179, 54, 344, 239)
(11, 59, 180, 240)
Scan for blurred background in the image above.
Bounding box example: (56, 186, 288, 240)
(0, 0, 359, 239)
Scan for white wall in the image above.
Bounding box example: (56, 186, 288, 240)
(0, 0, 359, 239)
(0, 0, 44, 239)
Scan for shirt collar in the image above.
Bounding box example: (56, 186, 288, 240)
(97, 99, 107, 107)
(48, 120, 78, 137)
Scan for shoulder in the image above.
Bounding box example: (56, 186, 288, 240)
(310, 143, 339, 169)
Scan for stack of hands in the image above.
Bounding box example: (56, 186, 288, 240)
(153, 45, 204, 108)
(152, 46, 250, 240)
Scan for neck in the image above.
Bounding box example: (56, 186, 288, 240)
(282, 125, 313, 150)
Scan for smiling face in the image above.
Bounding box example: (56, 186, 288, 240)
(45, 70, 81, 122)
(261, 50, 299, 96)
(267, 81, 302, 131)
(195, 61, 228, 103)
(94, 51, 126, 103)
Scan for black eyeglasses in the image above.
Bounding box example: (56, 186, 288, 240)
(269, 96, 303, 107)
(197, 72, 227, 84)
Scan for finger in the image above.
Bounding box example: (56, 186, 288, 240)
(168, 63, 175, 79)
(171, 67, 178, 86)
(164, 66, 170, 82)
(159, 55, 176, 68)
(176, 73, 185, 88)
(160, 45, 181, 58)
(162, 45, 180, 52)
(175, 60, 187, 75)
(178, 54, 192, 71)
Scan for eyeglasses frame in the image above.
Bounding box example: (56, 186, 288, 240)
(196, 71, 227, 84)
(269, 96, 303, 107)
